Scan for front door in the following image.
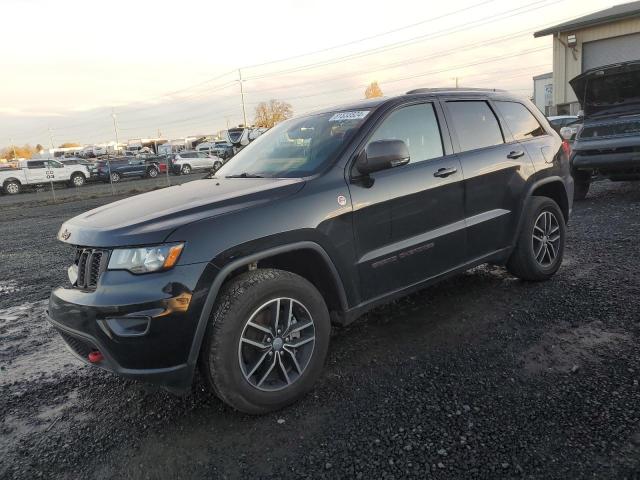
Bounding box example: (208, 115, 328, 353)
(349, 102, 466, 300)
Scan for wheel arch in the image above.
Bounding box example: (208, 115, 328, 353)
(186, 241, 348, 368)
(530, 178, 569, 222)
(3, 177, 22, 186)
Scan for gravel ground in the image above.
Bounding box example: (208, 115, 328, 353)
(1, 180, 639, 479)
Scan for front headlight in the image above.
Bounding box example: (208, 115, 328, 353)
(108, 243, 184, 274)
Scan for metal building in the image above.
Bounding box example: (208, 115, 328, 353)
(534, 1, 640, 115)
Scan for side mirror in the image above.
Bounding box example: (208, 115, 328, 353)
(357, 139, 410, 175)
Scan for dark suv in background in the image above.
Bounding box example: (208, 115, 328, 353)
(48, 89, 572, 414)
(96, 157, 161, 183)
(569, 60, 640, 199)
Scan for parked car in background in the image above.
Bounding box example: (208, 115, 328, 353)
(568, 60, 640, 200)
(0, 159, 89, 194)
(96, 157, 160, 183)
(59, 158, 99, 179)
(49, 88, 573, 413)
(547, 115, 579, 134)
(144, 155, 169, 174)
(171, 151, 223, 175)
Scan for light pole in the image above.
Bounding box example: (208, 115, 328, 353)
(238, 69, 247, 127)
(111, 109, 120, 151)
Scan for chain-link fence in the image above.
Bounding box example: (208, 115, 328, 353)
(0, 159, 202, 207)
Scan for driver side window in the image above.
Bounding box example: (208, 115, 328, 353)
(367, 103, 444, 165)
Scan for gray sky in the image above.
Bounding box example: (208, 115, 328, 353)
(1, 0, 616, 147)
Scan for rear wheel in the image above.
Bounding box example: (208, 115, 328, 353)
(3, 180, 21, 195)
(199, 269, 330, 414)
(147, 166, 159, 178)
(573, 169, 591, 201)
(69, 173, 85, 187)
(213, 160, 223, 170)
(110, 172, 121, 183)
(181, 164, 192, 175)
(507, 196, 566, 281)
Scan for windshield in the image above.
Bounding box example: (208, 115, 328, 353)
(216, 110, 370, 178)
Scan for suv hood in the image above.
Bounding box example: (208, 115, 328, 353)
(58, 177, 305, 247)
(570, 61, 640, 118)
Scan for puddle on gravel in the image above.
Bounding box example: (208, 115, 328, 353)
(0, 300, 82, 386)
(521, 321, 630, 374)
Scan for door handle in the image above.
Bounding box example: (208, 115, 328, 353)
(507, 150, 525, 159)
(433, 167, 458, 178)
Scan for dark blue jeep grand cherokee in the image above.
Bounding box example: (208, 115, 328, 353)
(49, 89, 573, 414)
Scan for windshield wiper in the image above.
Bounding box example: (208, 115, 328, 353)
(226, 172, 264, 178)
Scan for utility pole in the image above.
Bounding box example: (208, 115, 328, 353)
(238, 69, 247, 127)
(111, 109, 120, 151)
(452, 77, 459, 88)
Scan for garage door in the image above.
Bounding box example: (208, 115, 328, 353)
(583, 33, 640, 71)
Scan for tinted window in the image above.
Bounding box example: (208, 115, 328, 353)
(27, 161, 45, 169)
(495, 101, 545, 140)
(367, 103, 443, 164)
(447, 101, 503, 152)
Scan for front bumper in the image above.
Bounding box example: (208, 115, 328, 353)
(47, 262, 215, 392)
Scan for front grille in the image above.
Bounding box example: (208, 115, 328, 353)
(74, 247, 110, 289)
(58, 330, 96, 359)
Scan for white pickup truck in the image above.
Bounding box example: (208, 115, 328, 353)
(0, 159, 90, 195)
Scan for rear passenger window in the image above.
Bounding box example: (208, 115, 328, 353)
(495, 101, 545, 140)
(367, 103, 443, 164)
(446, 101, 503, 152)
(27, 161, 45, 169)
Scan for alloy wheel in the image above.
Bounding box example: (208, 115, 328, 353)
(73, 176, 84, 186)
(532, 210, 561, 267)
(238, 297, 316, 392)
(6, 183, 19, 194)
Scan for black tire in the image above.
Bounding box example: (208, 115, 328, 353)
(507, 196, 566, 281)
(69, 173, 85, 188)
(147, 166, 159, 178)
(110, 172, 121, 183)
(213, 160, 223, 171)
(181, 164, 191, 175)
(573, 169, 591, 201)
(199, 269, 330, 414)
(3, 180, 21, 195)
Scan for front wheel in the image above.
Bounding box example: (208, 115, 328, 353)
(110, 172, 121, 183)
(199, 269, 330, 414)
(181, 164, 191, 175)
(147, 167, 159, 178)
(507, 196, 566, 281)
(213, 160, 223, 171)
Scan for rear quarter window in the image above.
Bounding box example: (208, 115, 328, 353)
(446, 101, 504, 152)
(495, 101, 545, 140)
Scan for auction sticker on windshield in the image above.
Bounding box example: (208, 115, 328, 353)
(329, 111, 370, 122)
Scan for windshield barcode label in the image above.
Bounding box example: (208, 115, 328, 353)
(329, 111, 370, 122)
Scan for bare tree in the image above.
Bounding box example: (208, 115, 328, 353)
(254, 99, 293, 128)
(365, 81, 383, 99)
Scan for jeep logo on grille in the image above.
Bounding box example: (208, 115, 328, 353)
(61, 229, 71, 241)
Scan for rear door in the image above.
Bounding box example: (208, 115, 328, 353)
(442, 99, 535, 260)
(24, 160, 48, 183)
(349, 101, 466, 300)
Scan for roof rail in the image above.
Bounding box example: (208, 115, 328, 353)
(406, 87, 505, 94)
